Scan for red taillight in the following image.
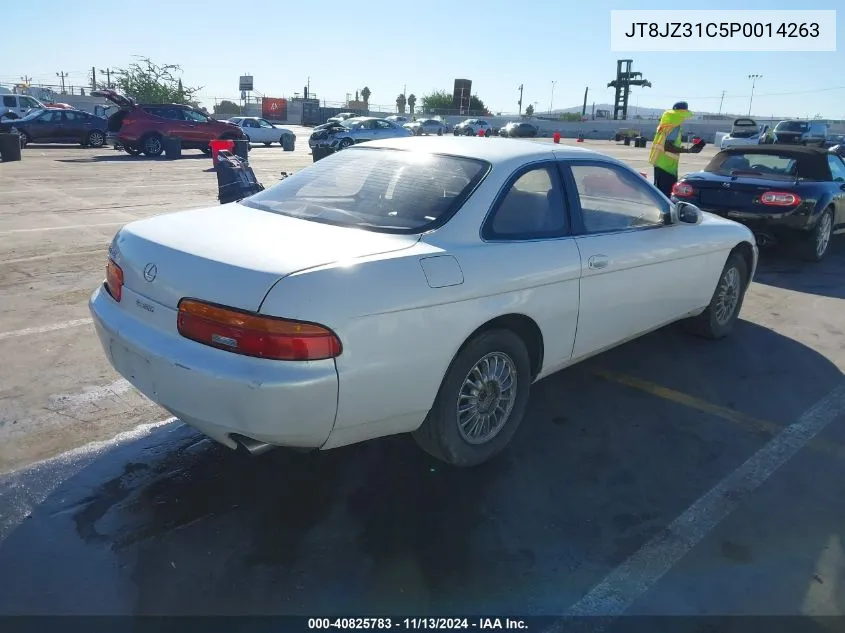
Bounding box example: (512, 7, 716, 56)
(672, 182, 695, 197)
(760, 191, 801, 206)
(176, 299, 342, 361)
(105, 259, 123, 302)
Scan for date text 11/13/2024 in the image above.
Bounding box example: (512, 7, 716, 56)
(308, 618, 528, 630)
(624, 21, 820, 39)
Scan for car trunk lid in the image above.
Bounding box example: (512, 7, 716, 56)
(109, 203, 420, 314)
(682, 172, 799, 210)
(91, 89, 135, 109)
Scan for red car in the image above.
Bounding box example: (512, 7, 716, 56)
(92, 89, 245, 156)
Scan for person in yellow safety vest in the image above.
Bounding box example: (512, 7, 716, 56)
(649, 101, 697, 197)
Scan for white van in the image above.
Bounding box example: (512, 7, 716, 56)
(1, 93, 46, 119)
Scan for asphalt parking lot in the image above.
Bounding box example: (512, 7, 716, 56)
(0, 132, 844, 619)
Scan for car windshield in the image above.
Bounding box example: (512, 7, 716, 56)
(240, 147, 490, 234)
(706, 152, 800, 179)
(775, 121, 809, 133)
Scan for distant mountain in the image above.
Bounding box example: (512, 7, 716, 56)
(553, 103, 778, 119)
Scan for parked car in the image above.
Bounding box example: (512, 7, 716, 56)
(1, 93, 46, 120)
(308, 116, 412, 150)
(0, 108, 107, 148)
(90, 136, 756, 468)
(771, 120, 828, 146)
(225, 116, 295, 148)
(404, 118, 446, 136)
(823, 134, 845, 149)
(385, 115, 409, 125)
(672, 145, 845, 261)
(326, 112, 357, 124)
(499, 121, 539, 138)
(453, 118, 492, 137)
(91, 89, 245, 157)
(720, 118, 770, 149)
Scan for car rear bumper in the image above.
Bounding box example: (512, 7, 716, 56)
(696, 206, 814, 243)
(89, 285, 339, 451)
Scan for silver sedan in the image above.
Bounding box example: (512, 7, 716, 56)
(310, 117, 413, 150)
(404, 118, 446, 136)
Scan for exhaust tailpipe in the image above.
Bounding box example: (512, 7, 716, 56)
(230, 434, 276, 456)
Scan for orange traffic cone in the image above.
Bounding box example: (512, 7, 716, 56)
(478, 128, 485, 137)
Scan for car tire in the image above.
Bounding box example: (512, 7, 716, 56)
(338, 138, 353, 149)
(437, 129, 443, 136)
(86, 130, 106, 148)
(797, 208, 834, 263)
(684, 252, 748, 340)
(141, 134, 164, 157)
(17, 131, 29, 148)
(453, 129, 460, 136)
(412, 329, 532, 467)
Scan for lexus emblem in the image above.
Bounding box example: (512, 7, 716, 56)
(143, 263, 158, 282)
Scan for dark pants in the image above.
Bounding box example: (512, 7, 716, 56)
(653, 167, 677, 198)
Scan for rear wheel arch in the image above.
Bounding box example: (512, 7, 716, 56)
(452, 313, 545, 382)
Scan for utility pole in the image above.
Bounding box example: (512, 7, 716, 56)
(549, 80, 556, 115)
(718, 90, 726, 116)
(56, 71, 68, 94)
(90, 67, 97, 91)
(99, 68, 112, 89)
(582, 86, 589, 117)
(747, 74, 762, 116)
(518, 84, 523, 116)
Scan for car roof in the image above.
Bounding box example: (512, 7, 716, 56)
(358, 136, 603, 163)
(719, 144, 830, 156)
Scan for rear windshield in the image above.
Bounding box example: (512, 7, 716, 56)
(240, 147, 490, 234)
(775, 121, 809, 133)
(706, 152, 800, 180)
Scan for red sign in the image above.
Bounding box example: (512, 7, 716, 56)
(262, 97, 288, 120)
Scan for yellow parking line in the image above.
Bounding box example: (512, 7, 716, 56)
(593, 369, 845, 461)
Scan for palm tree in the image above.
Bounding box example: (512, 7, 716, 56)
(396, 93, 406, 114)
(407, 94, 416, 116)
(361, 86, 371, 111)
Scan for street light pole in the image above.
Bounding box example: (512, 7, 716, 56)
(747, 74, 762, 116)
(549, 80, 556, 115)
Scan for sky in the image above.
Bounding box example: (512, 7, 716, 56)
(2, 0, 843, 118)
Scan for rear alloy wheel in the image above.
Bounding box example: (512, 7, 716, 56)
(338, 138, 353, 150)
(684, 252, 748, 339)
(798, 208, 833, 262)
(86, 130, 106, 148)
(412, 329, 531, 467)
(141, 134, 164, 157)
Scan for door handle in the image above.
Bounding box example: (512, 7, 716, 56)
(588, 254, 610, 270)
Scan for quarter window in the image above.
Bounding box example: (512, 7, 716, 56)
(570, 164, 667, 233)
(485, 165, 568, 239)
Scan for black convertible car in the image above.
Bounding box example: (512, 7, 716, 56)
(672, 145, 845, 262)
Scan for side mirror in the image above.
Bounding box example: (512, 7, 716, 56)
(675, 201, 704, 225)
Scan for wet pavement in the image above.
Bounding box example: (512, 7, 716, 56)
(1, 140, 844, 619)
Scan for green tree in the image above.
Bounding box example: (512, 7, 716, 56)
(525, 104, 534, 116)
(407, 93, 416, 115)
(561, 112, 582, 121)
(213, 99, 241, 117)
(469, 95, 487, 114)
(361, 86, 371, 108)
(396, 93, 406, 114)
(421, 90, 453, 112)
(113, 57, 201, 105)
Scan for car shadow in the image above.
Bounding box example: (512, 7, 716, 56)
(0, 321, 841, 616)
(753, 237, 845, 300)
(54, 153, 210, 164)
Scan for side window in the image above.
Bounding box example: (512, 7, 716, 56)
(828, 155, 845, 182)
(21, 97, 40, 108)
(38, 111, 61, 122)
(360, 120, 377, 130)
(375, 120, 392, 129)
(571, 164, 668, 233)
(485, 165, 568, 240)
(3, 96, 16, 107)
(184, 110, 208, 122)
(258, 119, 273, 128)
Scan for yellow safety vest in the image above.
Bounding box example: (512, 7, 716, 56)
(649, 108, 694, 175)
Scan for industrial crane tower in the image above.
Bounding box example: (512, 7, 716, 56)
(607, 59, 652, 120)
